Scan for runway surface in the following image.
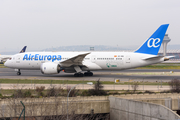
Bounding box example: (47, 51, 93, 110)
(0, 68, 180, 82)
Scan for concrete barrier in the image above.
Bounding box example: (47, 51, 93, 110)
(1, 94, 180, 119)
(112, 93, 180, 110)
(137, 98, 172, 109)
(113, 93, 180, 99)
(109, 96, 180, 120)
(0, 96, 109, 118)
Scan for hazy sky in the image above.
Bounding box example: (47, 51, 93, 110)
(0, 0, 180, 52)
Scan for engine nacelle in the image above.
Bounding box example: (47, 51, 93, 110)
(40, 62, 61, 74)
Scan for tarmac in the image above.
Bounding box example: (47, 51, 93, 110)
(0, 68, 179, 82)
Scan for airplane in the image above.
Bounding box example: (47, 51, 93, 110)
(0, 46, 27, 63)
(4, 24, 172, 76)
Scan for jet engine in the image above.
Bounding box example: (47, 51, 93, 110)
(40, 62, 61, 74)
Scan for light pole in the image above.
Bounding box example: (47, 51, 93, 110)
(67, 82, 93, 120)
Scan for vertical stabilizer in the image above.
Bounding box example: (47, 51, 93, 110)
(135, 24, 169, 55)
(19, 46, 27, 53)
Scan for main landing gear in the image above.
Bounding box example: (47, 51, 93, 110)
(74, 71, 93, 77)
(74, 72, 84, 77)
(16, 69, 21, 75)
(84, 71, 93, 76)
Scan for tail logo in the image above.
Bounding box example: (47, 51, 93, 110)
(147, 38, 161, 48)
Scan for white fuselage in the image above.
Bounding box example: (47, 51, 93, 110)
(5, 51, 164, 72)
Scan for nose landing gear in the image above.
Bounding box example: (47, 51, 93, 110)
(16, 69, 21, 75)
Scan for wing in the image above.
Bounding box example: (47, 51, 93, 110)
(1, 57, 11, 62)
(0, 55, 11, 62)
(60, 52, 90, 67)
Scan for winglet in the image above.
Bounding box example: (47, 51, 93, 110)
(19, 46, 27, 53)
(135, 24, 169, 55)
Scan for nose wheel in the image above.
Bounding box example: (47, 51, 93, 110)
(16, 69, 21, 75)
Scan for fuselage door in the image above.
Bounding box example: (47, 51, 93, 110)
(126, 56, 131, 63)
(125, 56, 131, 68)
(16, 55, 21, 63)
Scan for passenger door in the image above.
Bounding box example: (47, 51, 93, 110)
(16, 55, 21, 64)
(125, 56, 131, 68)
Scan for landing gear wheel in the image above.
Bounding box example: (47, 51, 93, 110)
(17, 72, 21, 75)
(84, 71, 93, 76)
(79, 73, 84, 77)
(74, 73, 84, 77)
(74, 73, 77, 77)
(89, 72, 93, 76)
(16, 69, 21, 75)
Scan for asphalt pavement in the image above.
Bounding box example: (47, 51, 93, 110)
(0, 68, 179, 82)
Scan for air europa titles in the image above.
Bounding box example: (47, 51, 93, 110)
(23, 54, 61, 62)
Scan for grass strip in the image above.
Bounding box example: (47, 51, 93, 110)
(137, 63, 180, 69)
(0, 64, 6, 68)
(0, 79, 169, 85)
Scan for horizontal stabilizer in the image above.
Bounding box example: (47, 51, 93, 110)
(142, 55, 175, 61)
(163, 56, 175, 61)
(142, 55, 164, 60)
